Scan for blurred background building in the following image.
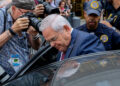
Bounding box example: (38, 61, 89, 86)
(71, 0, 85, 18)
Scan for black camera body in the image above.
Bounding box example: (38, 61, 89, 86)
(37, 1, 60, 14)
(19, 1, 60, 33)
(43, 2, 60, 14)
(20, 12, 42, 34)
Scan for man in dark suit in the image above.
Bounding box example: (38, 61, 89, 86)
(39, 14, 105, 61)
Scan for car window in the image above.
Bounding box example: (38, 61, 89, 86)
(2, 60, 63, 86)
(3, 50, 120, 86)
(52, 50, 120, 86)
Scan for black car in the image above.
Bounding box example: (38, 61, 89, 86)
(2, 49, 120, 86)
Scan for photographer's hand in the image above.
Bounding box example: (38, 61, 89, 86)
(101, 20, 120, 31)
(0, 18, 29, 47)
(11, 17, 30, 34)
(34, 4, 44, 16)
(101, 20, 113, 28)
(27, 26, 41, 50)
(27, 26, 38, 36)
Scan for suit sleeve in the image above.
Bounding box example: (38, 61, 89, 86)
(78, 34, 105, 55)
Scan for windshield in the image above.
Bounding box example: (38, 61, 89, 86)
(52, 50, 120, 86)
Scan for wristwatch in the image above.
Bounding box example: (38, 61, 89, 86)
(8, 28, 16, 36)
(33, 34, 39, 40)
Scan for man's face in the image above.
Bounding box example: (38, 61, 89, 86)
(43, 26, 71, 52)
(12, 6, 33, 20)
(84, 11, 100, 30)
(113, 0, 120, 9)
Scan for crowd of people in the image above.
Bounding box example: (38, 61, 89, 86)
(0, 0, 120, 85)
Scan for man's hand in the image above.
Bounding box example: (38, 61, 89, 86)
(27, 26, 38, 36)
(27, 26, 41, 50)
(11, 17, 29, 33)
(34, 4, 44, 16)
(101, 20, 113, 28)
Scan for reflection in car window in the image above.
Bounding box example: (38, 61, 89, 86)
(3, 72, 48, 86)
(52, 51, 120, 86)
(3, 63, 59, 86)
(56, 60, 80, 80)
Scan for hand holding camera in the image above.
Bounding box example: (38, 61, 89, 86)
(11, 17, 30, 34)
(34, 4, 44, 16)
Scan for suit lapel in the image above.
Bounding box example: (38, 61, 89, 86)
(65, 29, 78, 59)
(65, 43, 74, 59)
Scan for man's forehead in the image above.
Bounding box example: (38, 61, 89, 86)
(43, 28, 57, 39)
(19, 9, 32, 12)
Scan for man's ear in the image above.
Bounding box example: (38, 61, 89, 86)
(11, 6, 16, 13)
(63, 25, 71, 32)
(84, 11, 87, 18)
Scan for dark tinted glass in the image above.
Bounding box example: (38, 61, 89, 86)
(52, 50, 120, 86)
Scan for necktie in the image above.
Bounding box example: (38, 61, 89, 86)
(61, 53, 65, 60)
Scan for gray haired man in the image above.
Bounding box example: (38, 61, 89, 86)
(39, 14, 105, 61)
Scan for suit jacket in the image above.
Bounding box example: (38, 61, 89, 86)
(76, 23, 120, 50)
(57, 29, 105, 61)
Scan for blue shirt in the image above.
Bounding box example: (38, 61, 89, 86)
(76, 23, 120, 50)
(0, 7, 29, 76)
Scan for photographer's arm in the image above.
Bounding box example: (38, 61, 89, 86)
(0, 30, 12, 47)
(27, 26, 41, 50)
(33, 4, 44, 16)
(101, 20, 120, 31)
(101, 20, 113, 28)
(0, 17, 29, 47)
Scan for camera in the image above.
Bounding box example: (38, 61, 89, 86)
(19, 1, 60, 33)
(37, 1, 60, 14)
(20, 12, 42, 34)
(43, 2, 60, 14)
(19, 2, 60, 32)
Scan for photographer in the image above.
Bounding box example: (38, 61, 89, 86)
(100, 0, 120, 30)
(0, 0, 43, 76)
